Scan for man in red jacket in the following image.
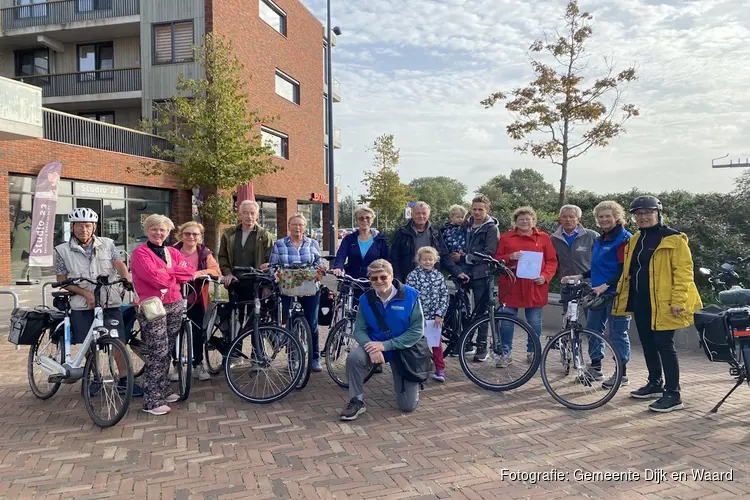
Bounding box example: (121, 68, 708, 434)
(494, 206, 558, 367)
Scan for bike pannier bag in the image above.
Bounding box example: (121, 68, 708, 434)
(695, 305, 734, 363)
(8, 308, 48, 346)
(318, 285, 335, 326)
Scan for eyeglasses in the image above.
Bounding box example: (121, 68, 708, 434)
(369, 275, 389, 283)
(183, 232, 201, 237)
(633, 210, 656, 217)
(357, 216, 372, 221)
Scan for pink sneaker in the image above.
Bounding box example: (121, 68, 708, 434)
(432, 370, 446, 383)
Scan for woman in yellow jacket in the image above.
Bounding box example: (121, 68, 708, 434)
(613, 196, 702, 413)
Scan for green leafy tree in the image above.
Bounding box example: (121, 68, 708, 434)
(338, 195, 356, 229)
(476, 168, 558, 231)
(481, 0, 639, 207)
(408, 176, 467, 223)
(142, 33, 277, 248)
(359, 134, 411, 231)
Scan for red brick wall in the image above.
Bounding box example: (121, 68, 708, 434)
(209, 0, 337, 248)
(0, 139, 191, 285)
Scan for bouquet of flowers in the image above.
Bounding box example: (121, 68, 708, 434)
(275, 267, 324, 296)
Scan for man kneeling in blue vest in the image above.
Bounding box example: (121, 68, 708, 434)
(339, 259, 425, 421)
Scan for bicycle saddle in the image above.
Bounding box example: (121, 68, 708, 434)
(51, 291, 73, 298)
(719, 288, 750, 307)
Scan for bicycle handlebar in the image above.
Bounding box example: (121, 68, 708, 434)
(52, 276, 130, 289)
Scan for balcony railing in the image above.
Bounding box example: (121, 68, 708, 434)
(43, 108, 172, 160)
(1, 0, 139, 32)
(331, 78, 341, 102)
(333, 127, 341, 148)
(15, 68, 141, 98)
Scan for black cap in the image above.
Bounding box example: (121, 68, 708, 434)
(629, 196, 663, 213)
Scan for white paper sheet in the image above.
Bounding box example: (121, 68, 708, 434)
(424, 320, 442, 348)
(516, 250, 543, 280)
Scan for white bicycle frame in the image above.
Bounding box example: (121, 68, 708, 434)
(38, 303, 116, 377)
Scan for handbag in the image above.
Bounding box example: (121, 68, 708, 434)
(368, 293, 434, 391)
(139, 247, 172, 322)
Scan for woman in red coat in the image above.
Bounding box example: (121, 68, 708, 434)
(494, 206, 558, 367)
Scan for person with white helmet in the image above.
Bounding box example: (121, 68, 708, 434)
(54, 207, 143, 397)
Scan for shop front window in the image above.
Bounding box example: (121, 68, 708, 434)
(296, 203, 323, 245)
(258, 200, 278, 240)
(127, 200, 170, 249)
(103, 199, 126, 251)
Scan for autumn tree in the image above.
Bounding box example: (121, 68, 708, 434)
(359, 134, 411, 231)
(481, 0, 639, 207)
(338, 195, 356, 229)
(143, 33, 277, 249)
(408, 176, 467, 222)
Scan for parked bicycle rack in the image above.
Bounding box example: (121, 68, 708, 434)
(41, 281, 56, 308)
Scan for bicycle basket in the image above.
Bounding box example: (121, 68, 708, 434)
(8, 308, 50, 346)
(318, 285, 335, 326)
(694, 305, 735, 363)
(275, 268, 320, 297)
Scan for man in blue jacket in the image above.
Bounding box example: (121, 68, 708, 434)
(339, 259, 425, 421)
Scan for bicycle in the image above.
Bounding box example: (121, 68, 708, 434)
(457, 253, 542, 391)
(274, 263, 324, 390)
(203, 267, 272, 375)
(442, 276, 472, 358)
(127, 283, 195, 402)
(695, 257, 750, 413)
(221, 268, 305, 404)
(15, 276, 134, 427)
(539, 280, 624, 410)
(323, 273, 377, 388)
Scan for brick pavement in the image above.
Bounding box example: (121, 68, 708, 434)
(0, 285, 749, 499)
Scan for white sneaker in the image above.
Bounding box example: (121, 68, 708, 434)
(193, 364, 210, 381)
(168, 366, 179, 382)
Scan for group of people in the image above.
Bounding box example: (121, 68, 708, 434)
(52, 190, 702, 420)
(336, 195, 702, 420)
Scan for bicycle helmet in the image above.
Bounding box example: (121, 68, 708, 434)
(579, 293, 607, 310)
(68, 207, 99, 223)
(628, 196, 662, 213)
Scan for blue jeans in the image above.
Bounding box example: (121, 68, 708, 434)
(500, 307, 543, 354)
(282, 291, 321, 360)
(586, 296, 631, 366)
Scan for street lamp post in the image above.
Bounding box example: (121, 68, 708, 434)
(346, 184, 355, 228)
(326, 1, 341, 254)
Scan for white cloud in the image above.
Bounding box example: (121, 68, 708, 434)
(304, 0, 750, 199)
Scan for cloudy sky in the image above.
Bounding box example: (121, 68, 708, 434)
(302, 0, 750, 199)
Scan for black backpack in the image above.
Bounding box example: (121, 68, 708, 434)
(318, 285, 335, 326)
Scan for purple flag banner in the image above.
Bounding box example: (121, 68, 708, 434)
(28, 161, 63, 267)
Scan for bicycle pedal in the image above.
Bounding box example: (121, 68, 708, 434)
(48, 374, 66, 384)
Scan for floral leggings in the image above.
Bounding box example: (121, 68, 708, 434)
(138, 301, 183, 410)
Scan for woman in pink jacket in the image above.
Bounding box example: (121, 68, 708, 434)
(131, 214, 195, 416)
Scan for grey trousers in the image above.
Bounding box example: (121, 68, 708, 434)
(346, 346, 420, 412)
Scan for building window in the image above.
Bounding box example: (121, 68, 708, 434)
(275, 70, 299, 104)
(324, 145, 329, 186)
(79, 111, 115, 124)
(15, 0, 47, 19)
(324, 95, 328, 133)
(15, 47, 49, 84)
(78, 42, 114, 80)
(77, 0, 113, 12)
(153, 21, 194, 64)
(261, 127, 289, 159)
(323, 43, 328, 82)
(259, 0, 287, 36)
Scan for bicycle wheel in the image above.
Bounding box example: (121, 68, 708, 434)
(291, 316, 312, 390)
(540, 328, 623, 410)
(82, 336, 132, 428)
(324, 319, 376, 389)
(28, 322, 63, 400)
(175, 320, 193, 401)
(458, 312, 541, 392)
(224, 325, 303, 404)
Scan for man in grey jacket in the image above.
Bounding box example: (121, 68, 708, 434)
(550, 204, 599, 281)
(457, 195, 500, 362)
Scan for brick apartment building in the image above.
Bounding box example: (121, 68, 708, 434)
(0, 0, 341, 285)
